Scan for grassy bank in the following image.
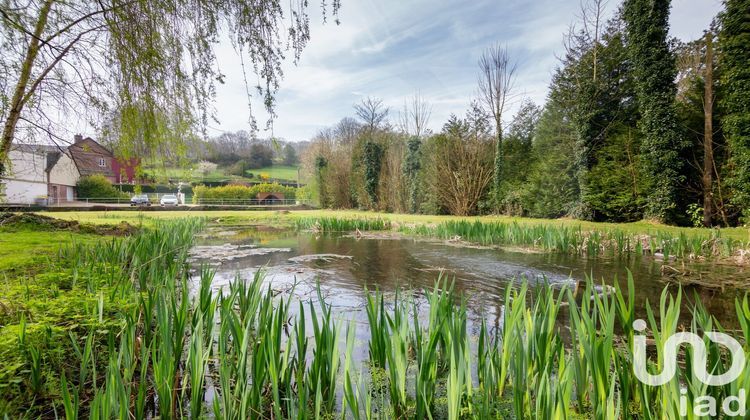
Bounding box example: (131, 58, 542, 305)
(46, 210, 750, 261)
(0, 215, 202, 415)
(44, 209, 749, 238)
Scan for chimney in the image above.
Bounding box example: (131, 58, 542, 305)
(74, 134, 83, 143)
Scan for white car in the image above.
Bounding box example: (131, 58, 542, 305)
(160, 194, 179, 206)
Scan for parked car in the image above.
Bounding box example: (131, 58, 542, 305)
(160, 194, 179, 207)
(130, 194, 151, 206)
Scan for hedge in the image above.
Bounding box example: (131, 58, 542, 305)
(192, 183, 298, 203)
(76, 175, 129, 200)
(115, 184, 193, 195)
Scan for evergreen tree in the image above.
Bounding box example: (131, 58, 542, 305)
(521, 101, 579, 218)
(503, 100, 541, 185)
(282, 144, 299, 165)
(552, 16, 638, 220)
(498, 101, 541, 215)
(623, 0, 688, 223)
(719, 0, 750, 220)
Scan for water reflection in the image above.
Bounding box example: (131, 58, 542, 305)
(190, 226, 750, 328)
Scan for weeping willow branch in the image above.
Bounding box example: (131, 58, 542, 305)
(0, 0, 341, 174)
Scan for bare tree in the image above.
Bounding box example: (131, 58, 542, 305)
(477, 44, 517, 197)
(424, 124, 494, 216)
(333, 117, 361, 145)
(354, 97, 389, 134)
(478, 45, 517, 141)
(577, 0, 607, 81)
(397, 91, 432, 137)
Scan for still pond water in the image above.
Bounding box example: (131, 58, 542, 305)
(188, 224, 750, 337)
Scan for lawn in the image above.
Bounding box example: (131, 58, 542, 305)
(143, 164, 302, 183)
(247, 164, 300, 182)
(143, 165, 239, 182)
(43, 209, 750, 242)
(0, 230, 100, 274)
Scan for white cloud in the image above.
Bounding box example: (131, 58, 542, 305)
(211, 0, 725, 141)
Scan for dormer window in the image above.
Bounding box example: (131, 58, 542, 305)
(98, 158, 106, 167)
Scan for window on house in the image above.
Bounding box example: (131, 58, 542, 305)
(99, 158, 106, 167)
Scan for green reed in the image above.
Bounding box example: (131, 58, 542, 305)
(28, 218, 750, 419)
(385, 292, 410, 414)
(403, 219, 748, 261)
(295, 216, 391, 232)
(365, 289, 389, 369)
(415, 281, 452, 419)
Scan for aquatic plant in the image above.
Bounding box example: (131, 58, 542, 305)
(8, 217, 750, 419)
(405, 219, 748, 260)
(295, 216, 391, 232)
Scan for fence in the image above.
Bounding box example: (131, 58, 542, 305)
(192, 198, 309, 206)
(51, 196, 310, 206)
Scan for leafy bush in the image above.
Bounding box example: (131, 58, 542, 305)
(192, 183, 298, 203)
(115, 183, 191, 195)
(76, 175, 128, 200)
(226, 159, 251, 177)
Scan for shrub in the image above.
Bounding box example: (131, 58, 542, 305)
(76, 175, 128, 200)
(226, 160, 251, 177)
(115, 183, 191, 196)
(192, 183, 298, 203)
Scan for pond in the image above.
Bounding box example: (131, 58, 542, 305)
(189, 224, 750, 332)
(180, 223, 750, 417)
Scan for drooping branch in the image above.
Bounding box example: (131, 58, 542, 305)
(0, 0, 341, 175)
(1, 0, 53, 173)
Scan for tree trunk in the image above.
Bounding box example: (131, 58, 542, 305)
(703, 32, 715, 227)
(0, 0, 54, 176)
(493, 121, 503, 214)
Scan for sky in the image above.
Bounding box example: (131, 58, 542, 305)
(211, 0, 724, 142)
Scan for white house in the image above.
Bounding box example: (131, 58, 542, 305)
(1, 145, 49, 204)
(46, 150, 79, 204)
(1, 144, 80, 204)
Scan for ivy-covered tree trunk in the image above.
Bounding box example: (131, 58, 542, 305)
(624, 0, 687, 224)
(703, 32, 715, 227)
(402, 137, 422, 213)
(314, 156, 329, 208)
(363, 140, 384, 207)
(493, 132, 503, 200)
(719, 0, 750, 221)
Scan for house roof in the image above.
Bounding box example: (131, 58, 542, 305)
(45, 152, 62, 173)
(10, 137, 124, 179)
(9, 143, 72, 175)
(68, 137, 113, 156)
(67, 137, 115, 176)
(10, 143, 64, 155)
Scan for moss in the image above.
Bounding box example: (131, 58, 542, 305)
(0, 272, 132, 414)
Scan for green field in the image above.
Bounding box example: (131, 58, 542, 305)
(246, 164, 299, 182)
(143, 165, 228, 182)
(144, 164, 301, 183)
